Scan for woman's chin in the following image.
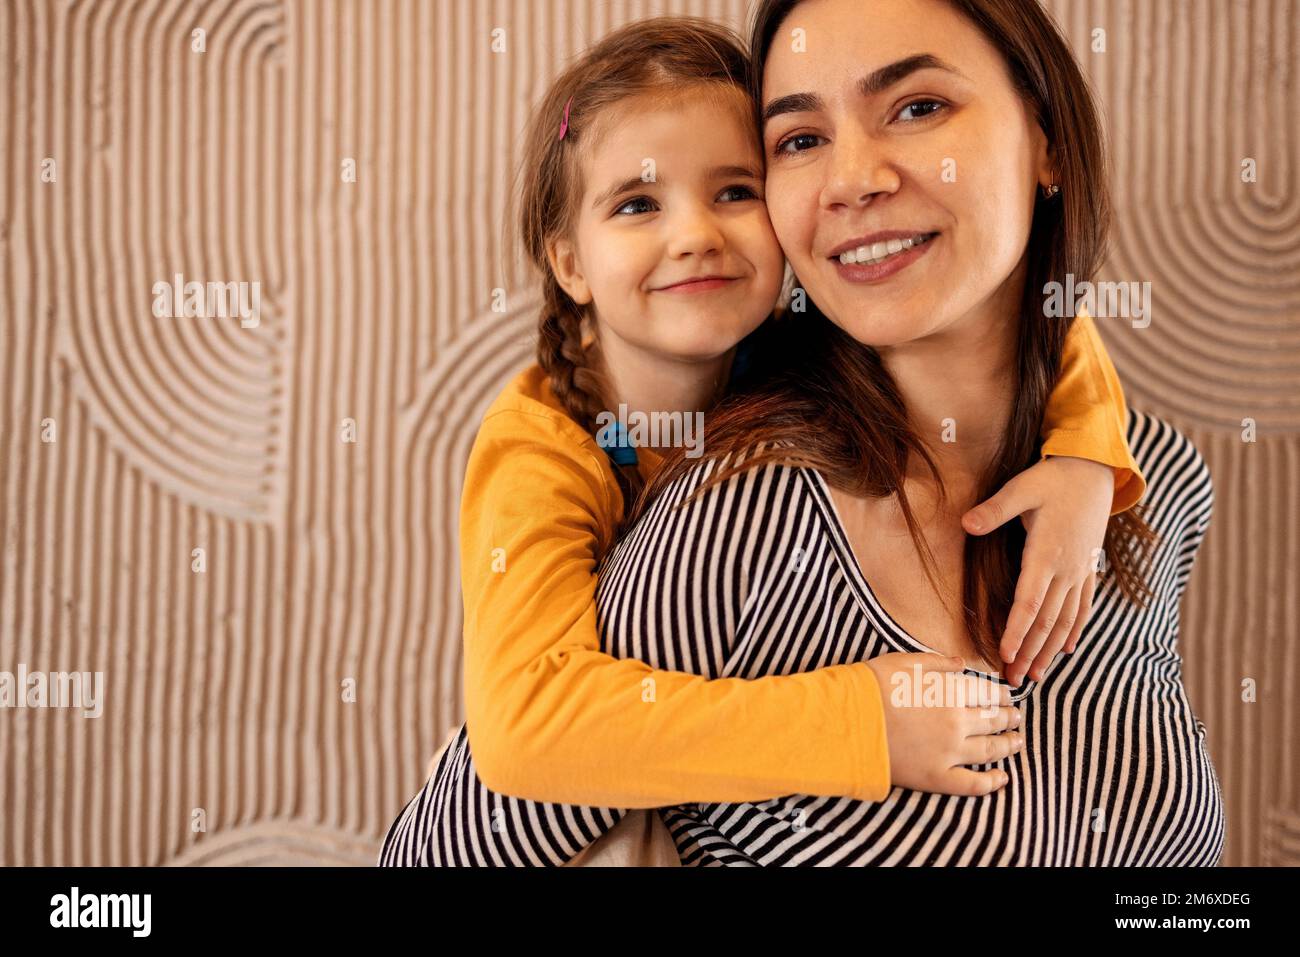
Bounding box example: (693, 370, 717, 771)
(825, 305, 933, 349)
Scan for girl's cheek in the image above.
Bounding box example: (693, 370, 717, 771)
(604, 238, 648, 287)
(765, 179, 812, 260)
(761, 233, 786, 283)
(746, 211, 784, 260)
(763, 202, 793, 259)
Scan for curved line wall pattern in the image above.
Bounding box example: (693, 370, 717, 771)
(0, 0, 1295, 866)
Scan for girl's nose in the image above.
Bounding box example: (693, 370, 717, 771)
(665, 206, 725, 259)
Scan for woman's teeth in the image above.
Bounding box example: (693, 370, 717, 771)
(837, 233, 934, 266)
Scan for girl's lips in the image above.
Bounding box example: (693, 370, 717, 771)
(831, 234, 937, 284)
(654, 277, 739, 294)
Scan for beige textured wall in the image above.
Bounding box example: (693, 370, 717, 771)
(0, 0, 1295, 866)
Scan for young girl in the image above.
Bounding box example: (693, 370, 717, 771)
(379, 17, 1144, 866)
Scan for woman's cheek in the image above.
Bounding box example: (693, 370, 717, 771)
(969, 174, 1033, 276)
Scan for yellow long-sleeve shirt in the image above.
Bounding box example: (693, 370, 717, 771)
(1042, 314, 1144, 512)
(461, 311, 1144, 807)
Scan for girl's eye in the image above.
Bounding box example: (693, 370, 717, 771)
(614, 196, 657, 216)
(773, 132, 823, 157)
(895, 99, 945, 122)
(718, 185, 759, 203)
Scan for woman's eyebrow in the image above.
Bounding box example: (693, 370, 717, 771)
(761, 53, 966, 128)
(761, 92, 822, 128)
(859, 53, 964, 95)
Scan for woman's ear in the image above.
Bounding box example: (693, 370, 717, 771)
(545, 237, 593, 305)
(1035, 132, 1059, 193)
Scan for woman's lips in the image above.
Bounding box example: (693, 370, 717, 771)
(831, 234, 937, 284)
(653, 277, 739, 294)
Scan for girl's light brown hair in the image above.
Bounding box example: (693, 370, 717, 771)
(516, 16, 753, 529)
(635, 0, 1157, 669)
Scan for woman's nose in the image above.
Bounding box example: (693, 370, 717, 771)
(820, 128, 902, 211)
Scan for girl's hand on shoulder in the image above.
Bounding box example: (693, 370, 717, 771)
(960, 456, 1113, 686)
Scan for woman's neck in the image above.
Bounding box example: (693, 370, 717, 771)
(878, 280, 1022, 492)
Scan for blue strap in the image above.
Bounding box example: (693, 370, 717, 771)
(597, 421, 638, 466)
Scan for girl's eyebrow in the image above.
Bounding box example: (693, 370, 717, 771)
(761, 53, 965, 129)
(591, 165, 761, 210)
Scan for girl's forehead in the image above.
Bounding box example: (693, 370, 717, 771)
(600, 83, 750, 130)
(583, 85, 760, 161)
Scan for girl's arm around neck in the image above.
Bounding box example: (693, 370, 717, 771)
(459, 410, 891, 807)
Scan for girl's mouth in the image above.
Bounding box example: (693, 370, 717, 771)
(654, 276, 740, 294)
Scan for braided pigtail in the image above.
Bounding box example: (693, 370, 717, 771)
(536, 276, 647, 528)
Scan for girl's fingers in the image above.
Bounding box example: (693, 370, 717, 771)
(961, 478, 1029, 536)
(957, 729, 1025, 767)
(1008, 576, 1070, 686)
(1028, 583, 1080, 680)
(941, 766, 1011, 797)
(966, 705, 1022, 736)
(956, 673, 1013, 710)
(1064, 572, 1097, 654)
(923, 652, 967, 672)
(999, 564, 1053, 665)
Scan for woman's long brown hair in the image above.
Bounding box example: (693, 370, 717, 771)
(516, 17, 754, 529)
(631, 0, 1157, 668)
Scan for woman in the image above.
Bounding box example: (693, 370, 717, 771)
(592, 0, 1222, 864)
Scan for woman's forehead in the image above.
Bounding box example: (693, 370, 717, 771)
(759, 0, 974, 101)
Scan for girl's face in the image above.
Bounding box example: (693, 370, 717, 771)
(548, 86, 785, 363)
(760, 0, 1054, 347)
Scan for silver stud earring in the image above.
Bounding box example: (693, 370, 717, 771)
(1041, 182, 1061, 199)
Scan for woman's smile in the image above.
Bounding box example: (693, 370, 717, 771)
(828, 230, 939, 284)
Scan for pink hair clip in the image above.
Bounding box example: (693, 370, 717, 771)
(558, 95, 574, 141)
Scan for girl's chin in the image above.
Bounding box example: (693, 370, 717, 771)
(661, 344, 744, 364)
(655, 330, 758, 362)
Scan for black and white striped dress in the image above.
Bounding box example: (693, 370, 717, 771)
(380, 410, 1224, 866)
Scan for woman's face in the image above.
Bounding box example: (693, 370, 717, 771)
(761, 0, 1054, 347)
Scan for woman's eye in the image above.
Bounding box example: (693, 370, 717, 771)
(718, 185, 758, 202)
(895, 100, 945, 122)
(614, 196, 657, 216)
(774, 132, 823, 156)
